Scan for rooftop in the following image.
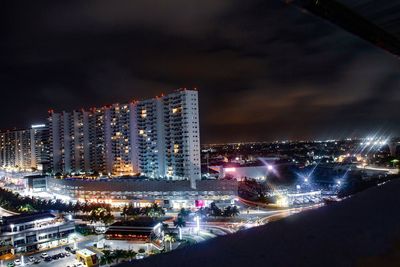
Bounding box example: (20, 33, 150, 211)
(1, 212, 55, 225)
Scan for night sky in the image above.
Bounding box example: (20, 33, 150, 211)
(2, 0, 400, 143)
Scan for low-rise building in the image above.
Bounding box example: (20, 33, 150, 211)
(76, 249, 99, 267)
(105, 219, 164, 251)
(24, 175, 47, 193)
(0, 212, 75, 255)
(48, 177, 238, 209)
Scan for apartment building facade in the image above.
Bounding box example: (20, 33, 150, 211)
(0, 125, 49, 171)
(48, 89, 201, 185)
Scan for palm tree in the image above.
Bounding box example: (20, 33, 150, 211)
(231, 206, 240, 217)
(112, 249, 125, 263)
(18, 203, 35, 213)
(164, 234, 176, 251)
(178, 208, 190, 218)
(174, 216, 186, 228)
(125, 250, 136, 260)
(100, 250, 114, 266)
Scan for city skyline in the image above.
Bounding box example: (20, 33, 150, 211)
(2, 1, 400, 143)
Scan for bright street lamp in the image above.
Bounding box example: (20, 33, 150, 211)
(194, 216, 200, 233)
(179, 227, 182, 240)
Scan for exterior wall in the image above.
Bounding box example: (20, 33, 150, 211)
(104, 104, 133, 175)
(88, 108, 106, 173)
(0, 215, 75, 255)
(135, 98, 164, 178)
(0, 129, 33, 171)
(47, 178, 237, 206)
(46, 89, 201, 183)
(161, 90, 201, 187)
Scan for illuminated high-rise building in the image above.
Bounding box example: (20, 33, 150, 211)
(132, 89, 201, 187)
(30, 124, 50, 171)
(0, 129, 32, 171)
(47, 89, 201, 186)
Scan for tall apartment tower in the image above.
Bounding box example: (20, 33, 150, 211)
(135, 98, 165, 178)
(47, 89, 201, 186)
(0, 129, 32, 171)
(133, 89, 201, 187)
(49, 110, 90, 174)
(30, 124, 50, 171)
(104, 103, 135, 175)
(162, 89, 201, 187)
(88, 108, 106, 173)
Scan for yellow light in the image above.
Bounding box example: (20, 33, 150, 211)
(276, 195, 289, 207)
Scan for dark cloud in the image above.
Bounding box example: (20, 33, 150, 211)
(1, 0, 399, 142)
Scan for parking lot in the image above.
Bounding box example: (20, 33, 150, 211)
(3, 247, 84, 267)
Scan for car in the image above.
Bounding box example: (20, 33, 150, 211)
(7, 262, 15, 267)
(28, 256, 35, 262)
(44, 256, 52, 262)
(136, 253, 146, 260)
(13, 259, 21, 266)
(41, 253, 48, 258)
(59, 253, 66, 258)
(33, 259, 41, 264)
(65, 246, 72, 252)
(51, 255, 59, 260)
(76, 263, 84, 267)
(70, 249, 77, 254)
(65, 252, 71, 257)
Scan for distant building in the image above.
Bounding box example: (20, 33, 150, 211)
(47, 177, 237, 209)
(24, 175, 47, 193)
(48, 89, 201, 186)
(0, 127, 44, 172)
(30, 124, 50, 172)
(0, 212, 75, 255)
(134, 90, 201, 186)
(105, 219, 164, 244)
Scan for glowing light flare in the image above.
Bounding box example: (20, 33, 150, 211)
(225, 167, 236, 173)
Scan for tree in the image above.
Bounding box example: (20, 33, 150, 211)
(112, 249, 125, 263)
(89, 207, 114, 226)
(231, 205, 240, 217)
(125, 250, 137, 260)
(18, 204, 35, 213)
(209, 202, 222, 217)
(100, 250, 114, 266)
(178, 208, 190, 218)
(164, 234, 176, 251)
(144, 203, 165, 218)
(174, 216, 186, 228)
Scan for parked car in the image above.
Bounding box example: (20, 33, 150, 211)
(28, 256, 35, 262)
(33, 258, 41, 264)
(51, 255, 59, 260)
(44, 256, 52, 262)
(13, 259, 21, 266)
(7, 262, 15, 267)
(65, 246, 72, 252)
(41, 253, 48, 258)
